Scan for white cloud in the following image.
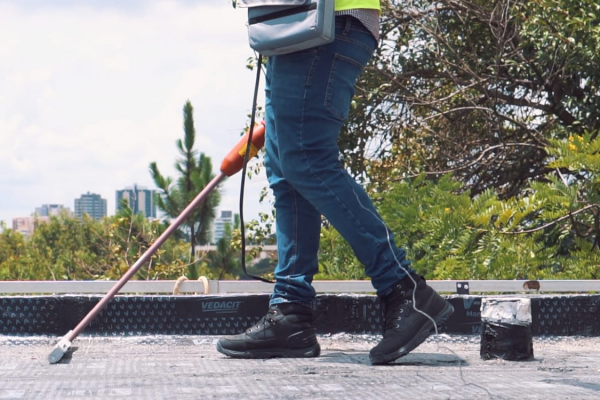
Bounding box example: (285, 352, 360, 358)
(0, 0, 271, 227)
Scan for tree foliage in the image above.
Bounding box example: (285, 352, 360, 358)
(0, 210, 268, 282)
(0, 211, 191, 281)
(343, 0, 600, 198)
(200, 215, 240, 279)
(319, 134, 600, 280)
(150, 100, 221, 278)
(317, 0, 600, 280)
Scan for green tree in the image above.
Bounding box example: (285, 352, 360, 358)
(202, 215, 241, 279)
(340, 0, 600, 199)
(0, 222, 30, 280)
(316, 225, 366, 280)
(25, 213, 102, 280)
(99, 201, 191, 280)
(315, 130, 600, 281)
(0, 211, 191, 281)
(313, 0, 600, 281)
(150, 100, 221, 278)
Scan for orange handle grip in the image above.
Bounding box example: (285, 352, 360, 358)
(220, 121, 266, 177)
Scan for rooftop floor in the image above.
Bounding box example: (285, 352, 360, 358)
(1, 334, 599, 399)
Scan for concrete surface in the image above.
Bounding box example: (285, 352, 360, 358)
(1, 334, 599, 399)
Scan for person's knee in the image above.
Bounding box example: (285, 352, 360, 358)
(280, 159, 310, 187)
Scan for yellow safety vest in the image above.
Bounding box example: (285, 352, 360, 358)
(335, 0, 380, 11)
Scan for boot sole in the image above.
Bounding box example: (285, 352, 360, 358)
(216, 341, 321, 359)
(370, 302, 455, 365)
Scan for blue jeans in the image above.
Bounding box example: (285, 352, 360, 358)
(264, 16, 414, 307)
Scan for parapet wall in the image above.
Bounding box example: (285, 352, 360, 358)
(1, 294, 599, 336)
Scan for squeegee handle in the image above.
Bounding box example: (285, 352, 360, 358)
(68, 171, 226, 340)
(220, 121, 266, 177)
(67, 122, 267, 341)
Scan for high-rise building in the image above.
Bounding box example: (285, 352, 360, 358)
(212, 210, 234, 244)
(35, 204, 70, 217)
(115, 185, 157, 218)
(74, 192, 107, 220)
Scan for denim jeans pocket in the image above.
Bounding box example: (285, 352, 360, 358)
(324, 53, 364, 121)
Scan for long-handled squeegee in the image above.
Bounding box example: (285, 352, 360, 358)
(48, 122, 266, 364)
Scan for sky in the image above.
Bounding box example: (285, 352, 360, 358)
(0, 0, 272, 228)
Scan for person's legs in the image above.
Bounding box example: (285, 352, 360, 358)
(215, 94, 322, 359)
(267, 16, 454, 365)
(217, 16, 453, 363)
(215, 27, 327, 359)
(268, 16, 412, 296)
(263, 78, 321, 307)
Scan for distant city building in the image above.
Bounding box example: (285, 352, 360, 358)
(74, 192, 107, 220)
(115, 185, 157, 218)
(12, 216, 50, 236)
(35, 204, 70, 217)
(212, 210, 233, 244)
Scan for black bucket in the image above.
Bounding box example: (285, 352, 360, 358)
(480, 298, 534, 361)
(480, 320, 534, 360)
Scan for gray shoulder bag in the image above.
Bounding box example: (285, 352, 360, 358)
(237, 0, 335, 56)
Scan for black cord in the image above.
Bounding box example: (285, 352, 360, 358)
(239, 54, 273, 284)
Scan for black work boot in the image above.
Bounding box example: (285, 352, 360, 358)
(370, 274, 454, 365)
(216, 302, 320, 359)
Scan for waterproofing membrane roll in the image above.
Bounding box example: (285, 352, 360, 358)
(532, 295, 600, 336)
(480, 321, 534, 361)
(2, 294, 598, 337)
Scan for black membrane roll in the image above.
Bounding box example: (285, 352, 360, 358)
(480, 321, 534, 361)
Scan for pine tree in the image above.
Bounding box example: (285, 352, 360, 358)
(149, 100, 220, 278)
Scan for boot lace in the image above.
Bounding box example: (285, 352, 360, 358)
(384, 290, 412, 331)
(248, 308, 279, 332)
